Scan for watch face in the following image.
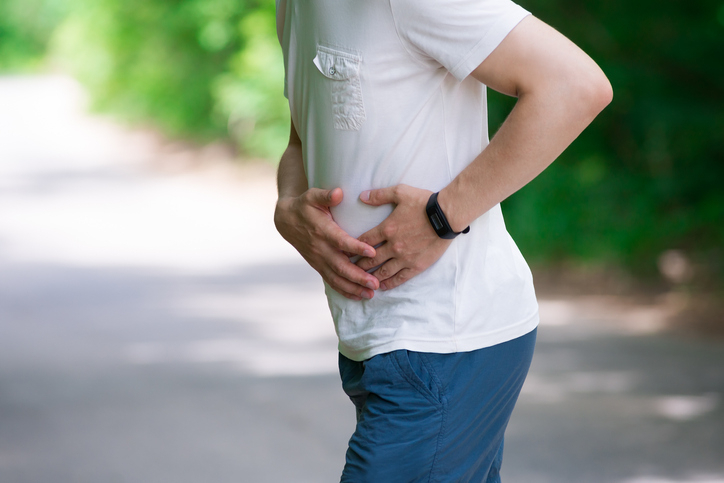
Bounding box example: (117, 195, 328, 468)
(430, 212, 444, 231)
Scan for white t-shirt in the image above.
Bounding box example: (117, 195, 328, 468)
(276, 0, 539, 361)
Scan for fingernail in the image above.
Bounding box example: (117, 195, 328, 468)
(363, 248, 375, 257)
(360, 190, 370, 201)
(362, 291, 372, 299)
(379, 282, 387, 291)
(365, 281, 376, 290)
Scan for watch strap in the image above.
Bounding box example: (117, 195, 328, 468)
(425, 192, 470, 239)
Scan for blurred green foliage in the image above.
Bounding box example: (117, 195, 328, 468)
(495, 0, 724, 282)
(49, 0, 287, 156)
(0, 0, 67, 70)
(0, 0, 722, 284)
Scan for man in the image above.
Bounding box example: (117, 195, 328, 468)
(274, 0, 612, 480)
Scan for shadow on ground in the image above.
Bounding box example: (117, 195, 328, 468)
(1, 259, 723, 483)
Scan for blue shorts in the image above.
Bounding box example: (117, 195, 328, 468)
(338, 328, 537, 483)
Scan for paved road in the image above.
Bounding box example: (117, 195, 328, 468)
(1, 75, 722, 483)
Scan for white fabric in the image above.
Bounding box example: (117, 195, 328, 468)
(276, 0, 539, 361)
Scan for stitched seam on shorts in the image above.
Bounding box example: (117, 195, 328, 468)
(389, 352, 441, 408)
(419, 353, 444, 402)
(428, 394, 448, 482)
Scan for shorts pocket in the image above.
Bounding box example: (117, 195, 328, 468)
(313, 45, 366, 131)
(390, 350, 442, 407)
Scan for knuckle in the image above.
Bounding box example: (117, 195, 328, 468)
(302, 189, 315, 202)
(391, 240, 405, 254)
(332, 259, 348, 277)
(382, 223, 396, 238)
(331, 275, 346, 289)
(340, 264, 357, 281)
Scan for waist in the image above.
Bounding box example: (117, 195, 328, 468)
(330, 197, 394, 239)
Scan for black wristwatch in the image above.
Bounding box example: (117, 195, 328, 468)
(425, 192, 470, 239)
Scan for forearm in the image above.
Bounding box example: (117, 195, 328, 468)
(438, 80, 610, 231)
(276, 137, 307, 201)
(438, 17, 612, 232)
(274, 124, 309, 231)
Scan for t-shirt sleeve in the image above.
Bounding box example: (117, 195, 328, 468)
(389, 0, 530, 81)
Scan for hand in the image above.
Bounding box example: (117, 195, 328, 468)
(355, 184, 453, 291)
(274, 187, 380, 301)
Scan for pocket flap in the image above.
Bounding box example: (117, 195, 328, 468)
(313, 46, 361, 80)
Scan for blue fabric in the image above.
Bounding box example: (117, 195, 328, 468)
(339, 328, 537, 482)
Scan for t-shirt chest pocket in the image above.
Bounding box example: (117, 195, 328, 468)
(313, 46, 366, 131)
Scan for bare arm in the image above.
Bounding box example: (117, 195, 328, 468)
(356, 15, 613, 290)
(438, 15, 613, 231)
(274, 122, 380, 300)
(275, 120, 309, 200)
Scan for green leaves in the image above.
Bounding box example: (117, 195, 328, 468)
(46, 0, 287, 156)
(498, 0, 724, 282)
(0, 0, 67, 71)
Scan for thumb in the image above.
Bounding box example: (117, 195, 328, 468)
(360, 186, 396, 206)
(313, 187, 344, 207)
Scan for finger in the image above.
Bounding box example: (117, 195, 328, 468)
(325, 268, 376, 299)
(331, 284, 362, 301)
(371, 258, 406, 284)
(359, 185, 400, 206)
(330, 254, 380, 290)
(319, 266, 365, 300)
(356, 242, 393, 271)
(379, 268, 415, 291)
(332, 286, 362, 301)
(327, 225, 376, 258)
(357, 225, 386, 250)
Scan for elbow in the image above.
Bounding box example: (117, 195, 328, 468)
(528, 63, 613, 120)
(577, 68, 613, 117)
(592, 73, 614, 112)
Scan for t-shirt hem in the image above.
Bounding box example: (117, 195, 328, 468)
(449, 7, 531, 81)
(338, 311, 539, 362)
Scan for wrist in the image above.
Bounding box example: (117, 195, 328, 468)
(435, 189, 469, 234)
(426, 191, 470, 239)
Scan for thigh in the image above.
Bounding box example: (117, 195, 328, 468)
(429, 328, 537, 482)
(338, 328, 537, 483)
(339, 350, 444, 483)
